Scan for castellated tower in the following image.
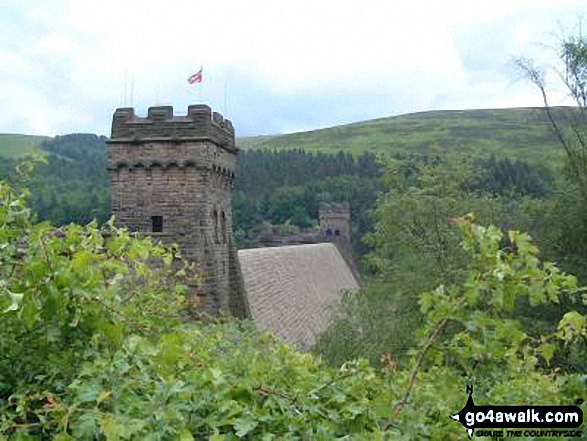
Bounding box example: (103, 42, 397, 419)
(319, 202, 352, 258)
(319, 202, 351, 241)
(107, 105, 249, 318)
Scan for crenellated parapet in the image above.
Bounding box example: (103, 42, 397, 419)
(110, 105, 235, 151)
(319, 202, 351, 219)
(108, 103, 248, 318)
(319, 202, 351, 244)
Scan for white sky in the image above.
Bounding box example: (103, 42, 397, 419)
(0, 0, 584, 137)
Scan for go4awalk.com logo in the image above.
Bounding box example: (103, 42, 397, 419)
(450, 386, 583, 439)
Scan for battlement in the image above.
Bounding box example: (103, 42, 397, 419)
(110, 105, 235, 150)
(319, 202, 351, 218)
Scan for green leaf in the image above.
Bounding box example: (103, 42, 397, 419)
(539, 343, 556, 364)
(76, 382, 101, 403)
(234, 417, 258, 437)
(100, 415, 125, 440)
(72, 250, 93, 273)
(3, 290, 23, 313)
(21, 300, 38, 329)
(557, 311, 586, 342)
(9, 431, 36, 441)
(210, 368, 225, 386)
(72, 413, 97, 439)
(178, 429, 194, 441)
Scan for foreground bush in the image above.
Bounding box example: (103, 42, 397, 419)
(1, 180, 586, 439)
(0, 182, 386, 439)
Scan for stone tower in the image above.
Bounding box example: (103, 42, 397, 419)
(319, 202, 352, 260)
(107, 105, 249, 318)
(319, 202, 351, 241)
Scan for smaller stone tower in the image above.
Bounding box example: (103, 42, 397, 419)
(319, 201, 358, 281)
(319, 202, 352, 259)
(107, 105, 249, 318)
(319, 202, 351, 240)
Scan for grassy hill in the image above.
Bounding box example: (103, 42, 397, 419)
(0, 107, 572, 165)
(237, 107, 571, 165)
(0, 134, 48, 158)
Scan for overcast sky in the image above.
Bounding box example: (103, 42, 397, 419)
(0, 0, 584, 138)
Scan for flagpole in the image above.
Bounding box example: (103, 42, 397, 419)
(200, 64, 203, 104)
(187, 65, 203, 104)
(130, 74, 134, 107)
(124, 70, 128, 106)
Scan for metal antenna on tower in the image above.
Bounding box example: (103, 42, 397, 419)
(124, 70, 128, 106)
(130, 74, 135, 107)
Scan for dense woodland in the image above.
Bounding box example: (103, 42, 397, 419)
(233, 149, 381, 253)
(1, 31, 586, 439)
(1, 140, 384, 256)
(0, 137, 556, 260)
(2, 134, 110, 226)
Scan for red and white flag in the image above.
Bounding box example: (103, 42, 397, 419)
(188, 67, 203, 85)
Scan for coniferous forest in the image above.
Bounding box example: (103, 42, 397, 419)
(2, 138, 384, 255)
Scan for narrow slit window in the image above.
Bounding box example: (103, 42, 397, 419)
(214, 210, 219, 243)
(152, 215, 163, 233)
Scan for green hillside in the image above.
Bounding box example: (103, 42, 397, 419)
(0, 134, 48, 158)
(237, 107, 571, 165)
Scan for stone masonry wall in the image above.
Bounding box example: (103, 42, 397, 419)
(108, 105, 249, 318)
(319, 202, 351, 241)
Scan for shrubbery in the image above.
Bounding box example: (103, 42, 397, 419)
(1, 179, 586, 439)
(0, 181, 387, 439)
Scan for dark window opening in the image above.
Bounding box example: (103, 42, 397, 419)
(152, 216, 163, 233)
(221, 212, 227, 244)
(214, 210, 219, 243)
(326, 229, 333, 236)
(335, 229, 341, 236)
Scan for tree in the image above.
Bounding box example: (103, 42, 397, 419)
(517, 29, 587, 201)
(516, 27, 587, 284)
(315, 155, 553, 366)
